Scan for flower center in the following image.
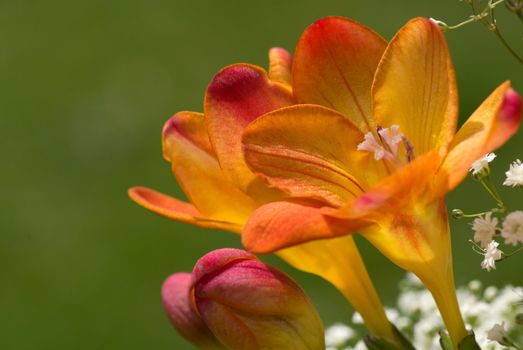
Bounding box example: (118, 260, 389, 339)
(357, 125, 414, 168)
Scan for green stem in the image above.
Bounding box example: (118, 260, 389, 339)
(486, 176, 503, 205)
(492, 26, 523, 64)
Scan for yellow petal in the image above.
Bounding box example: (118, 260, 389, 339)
(278, 236, 396, 343)
(441, 82, 522, 190)
(293, 16, 387, 132)
(372, 18, 458, 156)
(128, 187, 242, 232)
(242, 104, 370, 207)
(268, 47, 292, 87)
(361, 200, 468, 346)
(163, 112, 257, 222)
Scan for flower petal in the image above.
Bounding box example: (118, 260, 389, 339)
(292, 16, 387, 132)
(372, 18, 458, 156)
(441, 82, 522, 190)
(242, 104, 371, 207)
(334, 150, 443, 220)
(241, 200, 367, 254)
(277, 237, 396, 341)
(128, 186, 242, 232)
(162, 112, 257, 221)
(268, 47, 292, 87)
(204, 64, 294, 191)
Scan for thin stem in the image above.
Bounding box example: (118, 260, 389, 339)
(502, 245, 523, 258)
(479, 178, 504, 208)
(485, 175, 506, 210)
(492, 26, 523, 63)
(447, 0, 523, 64)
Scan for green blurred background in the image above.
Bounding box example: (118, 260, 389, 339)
(2, 0, 522, 348)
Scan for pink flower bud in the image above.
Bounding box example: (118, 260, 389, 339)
(161, 273, 225, 349)
(192, 248, 325, 350)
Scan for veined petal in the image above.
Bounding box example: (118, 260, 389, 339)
(204, 64, 294, 191)
(334, 151, 443, 220)
(242, 200, 367, 254)
(162, 112, 257, 221)
(441, 82, 522, 190)
(128, 187, 242, 232)
(372, 17, 458, 156)
(242, 105, 368, 207)
(268, 47, 292, 87)
(293, 16, 387, 132)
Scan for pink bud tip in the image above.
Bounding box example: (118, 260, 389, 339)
(161, 272, 224, 349)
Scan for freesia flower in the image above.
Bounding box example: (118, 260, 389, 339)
(191, 248, 325, 350)
(162, 249, 325, 349)
(129, 49, 397, 341)
(239, 17, 522, 346)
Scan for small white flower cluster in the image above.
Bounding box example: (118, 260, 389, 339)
(467, 153, 523, 271)
(325, 275, 523, 350)
(470, 153, 496, 176)
(471, 210, 523, 271)
(469, 153, 523, 187)
(504, 159, 523, 188)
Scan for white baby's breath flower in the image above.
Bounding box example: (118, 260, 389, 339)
(470, 153, 496, 175)
(325, 323, 354, 347)
(503, 159, 523, 187)
(487, 322, 506, 342)
(481, 241, 503, 271)
(472, 212, 498, 248)
(351, 312, 363, 325)
(501, 211, 523, 246)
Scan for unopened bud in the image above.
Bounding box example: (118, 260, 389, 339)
(452, 209, 464, 219)
(162, 273, 225, 349)
(192, 248, 325, 350)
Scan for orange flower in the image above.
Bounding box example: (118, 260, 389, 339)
(240, 17, 521, 346)
(129, 43, 397, 342)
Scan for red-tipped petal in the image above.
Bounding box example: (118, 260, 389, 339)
(128, 186, 242, 232)
(204, 64, 294, 191)
(442, 83, 522, 190)
(293, 16, 387, 132)
(162, 112, 257, 222)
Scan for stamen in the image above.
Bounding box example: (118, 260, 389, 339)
(357, 131, 394, 161)
(402, 136, 415, 163)
(357, 124, 414, 168)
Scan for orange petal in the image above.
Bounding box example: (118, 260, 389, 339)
(334, 150, 443, 221)
(241, 200, 367, 254)
(128, 186, 242, 232)
(162, 112, 257, 222)
(242, 104, 368, 207)
(268, 47, 292, 87)
(441, 82, 522, 190)
(292, 16, 386, 132)
(372, 18, 458, 156)
(204, 64, 294, 191)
